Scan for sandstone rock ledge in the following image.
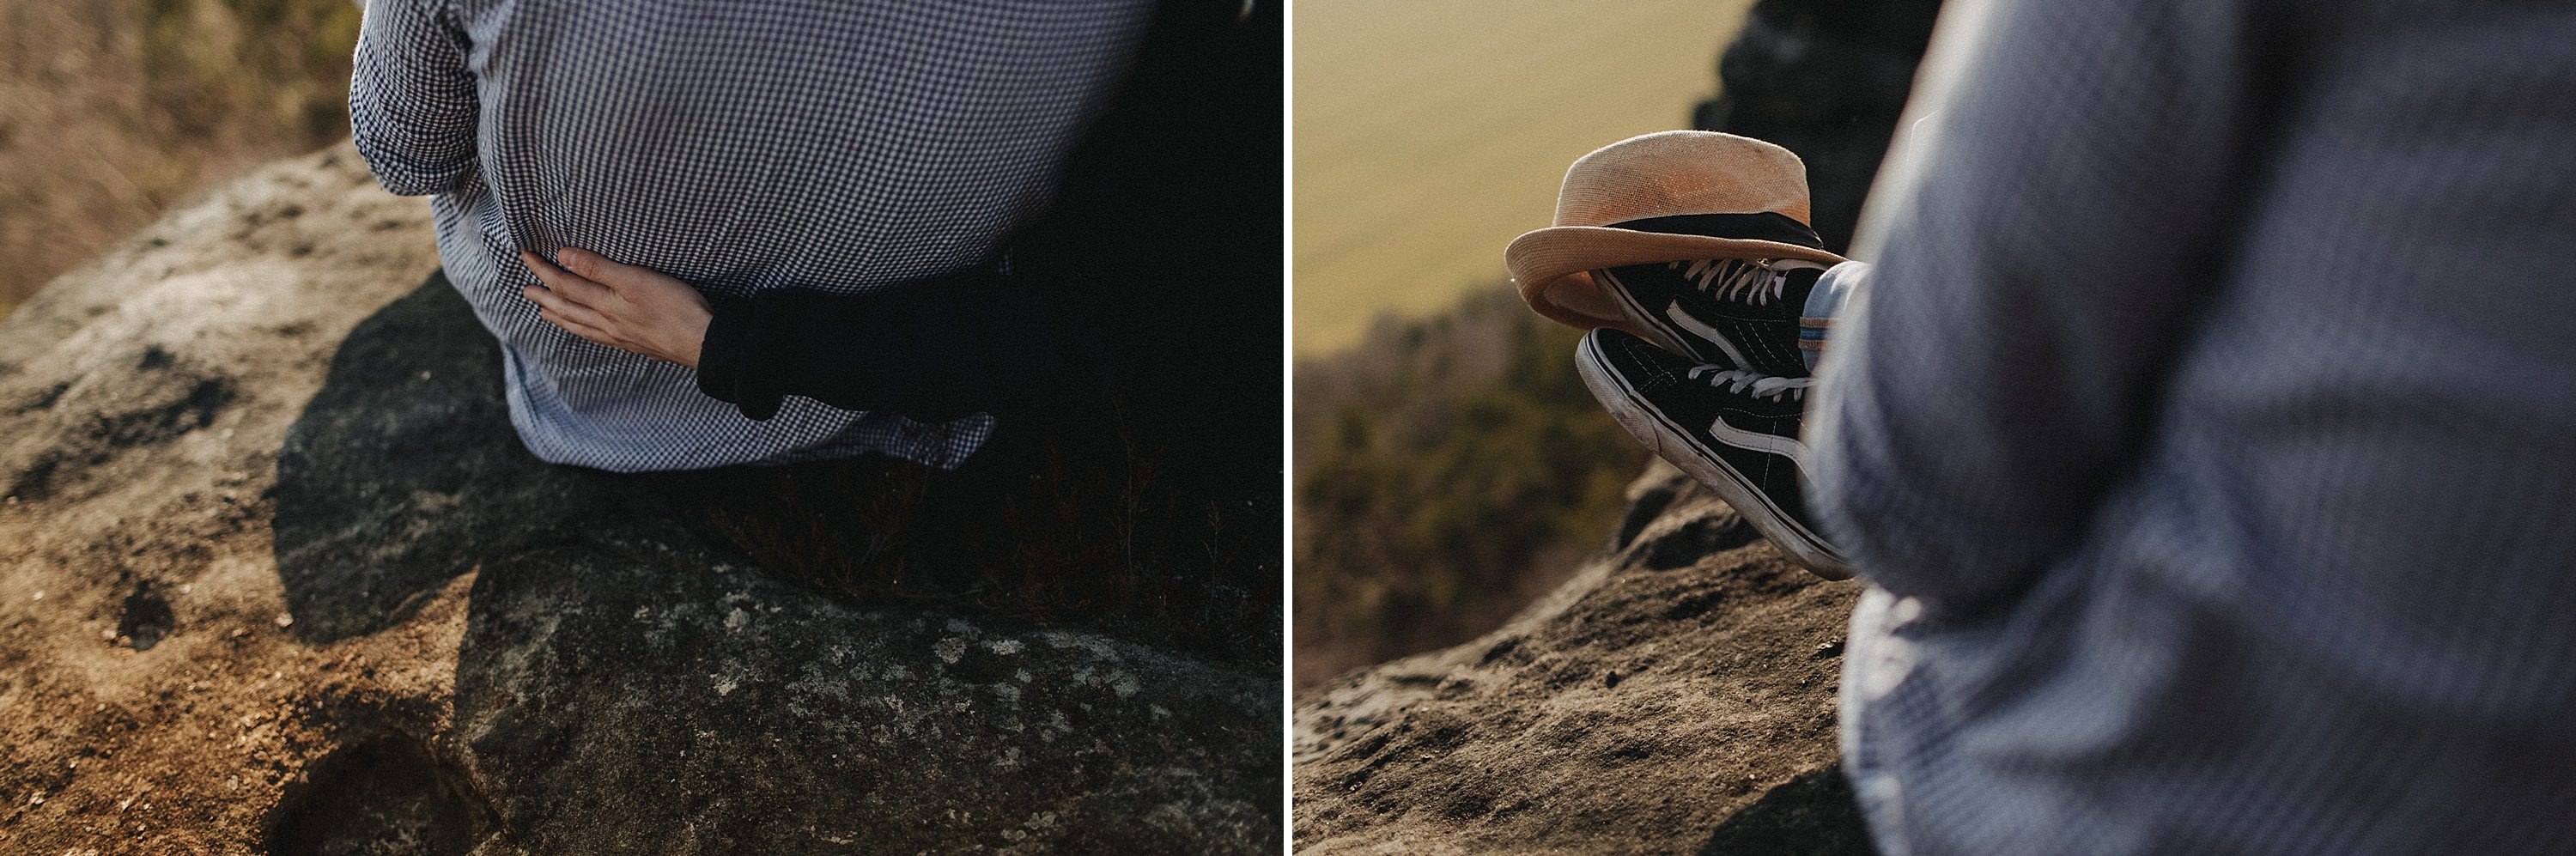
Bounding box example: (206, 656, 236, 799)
(0, 145, 1278, 855)
(1294, 464, 1874, 855)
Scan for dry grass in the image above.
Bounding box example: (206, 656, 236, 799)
(1292, 284, 1645, 688)
(1291, 0, 1754, 355)
(0, 0, 359, 315)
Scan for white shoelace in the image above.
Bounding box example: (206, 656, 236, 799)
(1673, 258, 1783, 304)
(1686, 365, 1809, 402)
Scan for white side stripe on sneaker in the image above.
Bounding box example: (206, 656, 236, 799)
(1705, 417, 1817, 482)
(1668, 301, 1755, 369)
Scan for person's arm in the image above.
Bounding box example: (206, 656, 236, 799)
(691, 271, 1062, 422)
(1806, 0, 2278, 618)
(520, 249, 1064, 422)
(349, 0, 479, 196)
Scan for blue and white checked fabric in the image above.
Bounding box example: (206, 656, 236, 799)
(1808, 0, 2576, 853)
(350, 0, 1155, 471)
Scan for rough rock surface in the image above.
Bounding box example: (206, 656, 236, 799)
(1293, 463, 1874, 855)
(0, 145, 1279, 854)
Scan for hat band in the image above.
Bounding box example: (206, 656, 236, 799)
(1607, 213, 1825, 251)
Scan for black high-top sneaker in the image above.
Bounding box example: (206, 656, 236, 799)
(1577, 327, 1852, 579)
(1592, 258, 1826, 379)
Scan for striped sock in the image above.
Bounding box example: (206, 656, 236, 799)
(1801, 261, 1872, 371)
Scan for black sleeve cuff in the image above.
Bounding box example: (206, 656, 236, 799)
(696, 295, 786, 421)
(690, 267, 1055, 423)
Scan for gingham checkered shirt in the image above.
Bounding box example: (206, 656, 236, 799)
(350, 0, 1154, 472)
(1809, 0, 2576, 853)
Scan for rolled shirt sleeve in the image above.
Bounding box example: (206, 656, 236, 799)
(349, 0, 479, 196)
(1804, 0, 2275, 618)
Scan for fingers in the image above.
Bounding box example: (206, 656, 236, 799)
(556, 246, 632, 281)
(535, 305, 585, 334)
(520, 251, 617, 307)
(539, 308, 619, 349)
(518, 246, 703, 366)
(530, 298, 614, 343)
(560, 247, 704, 307)
(521, 283, 613, 331)
(537, 305, 689, 366)
(520, 253, 623, 346)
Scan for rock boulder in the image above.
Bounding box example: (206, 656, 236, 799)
(1293, 463, 1872, 855)
(0, 145, 1278, 855)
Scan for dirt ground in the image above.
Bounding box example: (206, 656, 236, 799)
(0, 144, 450, 853)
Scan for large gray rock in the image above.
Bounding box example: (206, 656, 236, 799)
(1293, 464, 1872, 855)
(1693, 0, 1944, 255)
(0, 145, 1278, 855)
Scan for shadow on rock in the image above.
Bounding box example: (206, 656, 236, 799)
(266, 272, 1279, 853)
(265, 734, 501, 856)
(1697, 768, 1879, 856)
(272, 273, 611, 642)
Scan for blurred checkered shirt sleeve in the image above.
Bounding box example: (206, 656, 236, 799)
(1808, 0, 2576, 853)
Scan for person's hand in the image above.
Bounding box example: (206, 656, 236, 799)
(519, 247, 714, 368)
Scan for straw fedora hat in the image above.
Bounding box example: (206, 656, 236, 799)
(1506, 131, 1847, 331)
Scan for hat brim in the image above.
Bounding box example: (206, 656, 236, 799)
(1505, 226, 1848, 331)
